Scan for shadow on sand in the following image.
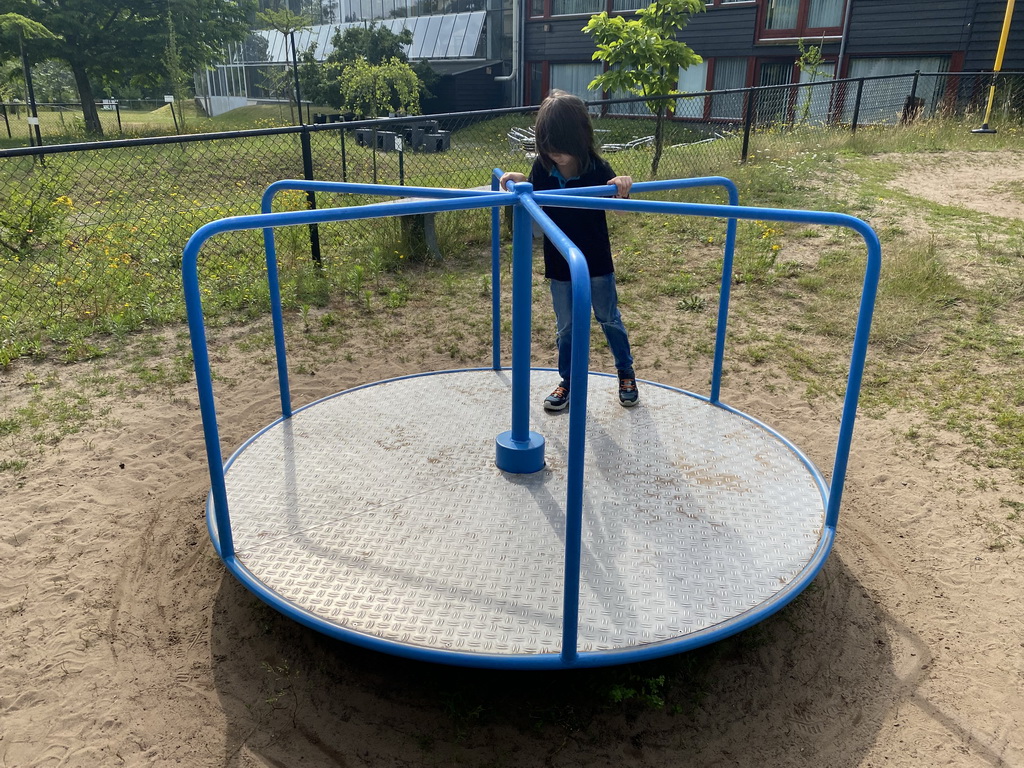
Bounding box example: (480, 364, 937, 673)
(210, 547, 896, 767)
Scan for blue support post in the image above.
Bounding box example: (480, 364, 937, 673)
(711, 184, 739, 404)
(516, 191, 592, 665)
(491, 169, 502, 371)
(182, 233, 235, 561)
(495, 183, 545, 474)
(261, 190, 292, 419)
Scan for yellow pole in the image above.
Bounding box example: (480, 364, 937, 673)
(975, 0, 1017, 132)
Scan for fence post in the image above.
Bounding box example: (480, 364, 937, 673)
(741, 87, 756, 163)
(340, 127, 348, 182)
(19, 36, 44, 151)
(851, 78, 865, 134)
(908, 70, 920, 107)
(299, 125, 323, 267)
(371, 128, 378, 184)
(1, 102, 9, 139)
(115, 101, 122, 134)
(901, 70, 923, 123)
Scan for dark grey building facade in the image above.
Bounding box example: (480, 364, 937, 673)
(519, 0, 1022, 112)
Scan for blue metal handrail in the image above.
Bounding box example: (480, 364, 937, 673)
(258, 179, 506, 418)
(526, 175, 740, 403)
(183, 175, 880, 667)
(528, 192, 881, 536)
(183, 186, 515, 560)
(494, 177, 878, 663)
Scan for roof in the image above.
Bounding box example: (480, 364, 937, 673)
(253, 12, 486, 64)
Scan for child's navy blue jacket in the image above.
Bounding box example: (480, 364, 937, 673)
(528, 153, 617, 281)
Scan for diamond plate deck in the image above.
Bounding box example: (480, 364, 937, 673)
(219, 369, 826, 657)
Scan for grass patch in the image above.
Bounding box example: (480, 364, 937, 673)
(3, 116, 1023, 491)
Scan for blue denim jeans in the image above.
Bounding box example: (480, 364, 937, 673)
(550, 274, 633, 387)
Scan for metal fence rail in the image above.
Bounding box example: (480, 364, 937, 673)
(1, 71, 1021, 353)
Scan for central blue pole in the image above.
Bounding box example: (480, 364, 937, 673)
(495, 184, 545, 473)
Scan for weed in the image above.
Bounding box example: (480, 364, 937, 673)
(677, 294, 706, 312)
(606, 674, 667, 710)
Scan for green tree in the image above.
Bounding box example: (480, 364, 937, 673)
(0, 12, 57, 47)
(2, 0, 253, 136)
(583, 0, 703, 177)
(299, 22, 434, 112)
(31, 59, 77, 102)
(338, 56, 420, 117)
(0, 13, 58, 114)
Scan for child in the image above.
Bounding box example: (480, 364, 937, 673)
(499, 89, 638, 411)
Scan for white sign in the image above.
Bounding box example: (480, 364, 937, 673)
(27, 117, 39, 125)
(394, 136, 403, 152)
(164, 95, 175, 103)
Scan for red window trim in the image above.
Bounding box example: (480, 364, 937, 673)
(757, 0, 847, 42)
(527, 0, 648, 19)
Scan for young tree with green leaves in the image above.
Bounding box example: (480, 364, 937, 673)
(338, 56, 420, 117)
(583, 0, 703, 177)
(1, 0, 253, 136)
(299, 22, 434, 113)
(795, 39, 831, 124)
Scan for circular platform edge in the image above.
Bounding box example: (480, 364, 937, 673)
(205, 367, 835, 669)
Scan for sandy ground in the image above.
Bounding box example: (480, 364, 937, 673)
(2, 151, 1023, 767)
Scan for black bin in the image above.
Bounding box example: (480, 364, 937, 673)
(422, 131, 451, 153)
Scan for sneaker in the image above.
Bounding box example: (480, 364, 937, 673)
(544, 383, 570, 411)
(618, 370, 639, 407)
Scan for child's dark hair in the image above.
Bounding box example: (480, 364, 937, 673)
(534, 89, 598, 174)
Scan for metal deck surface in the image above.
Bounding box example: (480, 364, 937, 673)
(219, 369, 826, 657)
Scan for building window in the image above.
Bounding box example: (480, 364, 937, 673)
(675, 60, 709, 118)
(795, 59, 836, 124)
(760, 0, 845, 39)
(612, 0, 649, 10)
(842, 56, 950, 124)
(551, 0, 604, 15)
(549, 61, 604, 104)
(529, 0, 647, 17)
(706, 0, 755, 6)
(527, 61, 545, 105)
(606, 87, 654, 115)
(710, 57, 747, 119)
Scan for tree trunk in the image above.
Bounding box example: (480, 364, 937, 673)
(69, 58, 103, 136)
(651, 103, 666, 178)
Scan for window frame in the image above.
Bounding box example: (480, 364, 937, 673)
(528, 0, 647, 19)
(705, 0, 756, 7)
(526, 60, 605, 104)
(757, 0, 847, 42)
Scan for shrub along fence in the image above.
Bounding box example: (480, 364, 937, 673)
(1, 70, 1021, 358)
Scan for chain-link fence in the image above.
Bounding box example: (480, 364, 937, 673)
(2, 70, 1021, 356)
(1, 102, 124, 145)
(1, 99, 204, 146)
